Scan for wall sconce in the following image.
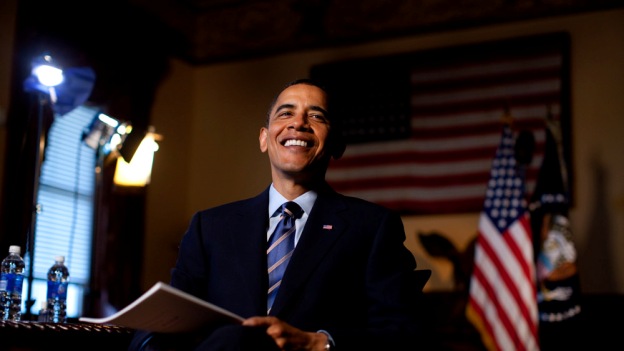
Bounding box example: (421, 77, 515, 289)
(113, 128, 161, 187)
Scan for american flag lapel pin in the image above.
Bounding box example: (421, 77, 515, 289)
(322, 224, 333, 230)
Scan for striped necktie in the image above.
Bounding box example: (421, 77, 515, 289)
(267, 201, 303, 313)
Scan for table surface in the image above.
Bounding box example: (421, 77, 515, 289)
(0, 320, 134, 351)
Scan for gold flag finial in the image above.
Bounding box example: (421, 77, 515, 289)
(500, 104, 513, 126)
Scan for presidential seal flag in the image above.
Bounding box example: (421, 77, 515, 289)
(466, 123, 540, 351)
(529, 115, 581, 349)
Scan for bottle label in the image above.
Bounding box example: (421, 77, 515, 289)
(13, 274, 24, 294)
(47, 281, 68, 300)
(0, 273, 7, 291)
(0, 273, 21, 293)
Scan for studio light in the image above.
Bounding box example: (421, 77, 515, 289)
(117, 127, 146, 163)
(31, 55, 64, 87)
(82, 112, 121, 150)
(113, 129, 160, 187)
(82, 111, 161, 187)
(21, 53, 95, 319)
(24, 53, 96, 116)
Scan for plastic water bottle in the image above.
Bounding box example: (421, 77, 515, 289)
(46, 256, 69, 323)
(38, 300, 51, 322)
(0, 245, 25, 321)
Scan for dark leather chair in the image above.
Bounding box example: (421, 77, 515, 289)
(413, 269, 432, 292)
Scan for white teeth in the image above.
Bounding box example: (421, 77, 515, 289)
(284, 139, 308, 147)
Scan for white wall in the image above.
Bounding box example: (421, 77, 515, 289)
(145, 9, 624, 294)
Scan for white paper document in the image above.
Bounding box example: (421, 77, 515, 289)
(79, 281, 244, 333)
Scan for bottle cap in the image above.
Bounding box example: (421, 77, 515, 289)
(55, 256, 65, 263)
(9, 245, 20, 254)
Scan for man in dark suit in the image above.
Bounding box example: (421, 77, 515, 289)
(129, 79, 422, 351)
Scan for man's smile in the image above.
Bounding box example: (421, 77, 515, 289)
(282, 139, 309, 147)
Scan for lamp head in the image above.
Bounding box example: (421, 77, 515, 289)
(31, 54, 64, 87)
(23, 53, 96, 116)
(82, 112, 121, 150)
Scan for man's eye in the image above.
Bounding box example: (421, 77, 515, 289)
(310, 114, 328, 122)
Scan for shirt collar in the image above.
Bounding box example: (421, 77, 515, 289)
(268, 184, 317, 217)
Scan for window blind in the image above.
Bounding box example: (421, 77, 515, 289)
(27, 105, 97, 317)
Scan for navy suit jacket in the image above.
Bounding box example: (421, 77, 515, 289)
(132, 184, 421, 350)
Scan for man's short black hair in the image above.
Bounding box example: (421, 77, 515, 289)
(265, 78, 331, 127)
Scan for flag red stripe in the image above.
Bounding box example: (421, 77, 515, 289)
(329, 145, 545, 169)
(370, 197, 485, 214)
(330, 173, 491, 189)
(410, 120, 546, 139)
(479, 224, 535, 349)
(412, 68, 562, 92)
(511, 216, 537, 289)
(325, 48, 562, 214)
(472, 259, 516, 350)
(329, 147, 497, 167)
(328, 168, 540, 189)
(466, 293, 498, 350)
(467, 125, 539, 351)
(411, 93, 561, 115)
(517, 216, 540, 339)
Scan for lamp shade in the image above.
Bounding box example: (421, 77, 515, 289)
(113, 133, 159, 186)
(117, 127, 146, 163)
(23, 54, 96, 117)
(52, 67, 96, 116)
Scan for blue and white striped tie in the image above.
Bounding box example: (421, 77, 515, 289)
(267, 201, 303, 314)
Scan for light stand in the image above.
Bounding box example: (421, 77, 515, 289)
(22, 54, 95, 320)
(23, 56, 64, 319)
(23, 91, 47, 317)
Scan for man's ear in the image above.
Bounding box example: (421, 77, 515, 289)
(330, 138, 346, 160)
(259, 127, 268, 153)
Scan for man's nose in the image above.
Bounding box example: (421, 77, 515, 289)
(289, 113, 310, 129)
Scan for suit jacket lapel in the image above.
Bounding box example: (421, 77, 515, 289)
(229, 188, 270, 315)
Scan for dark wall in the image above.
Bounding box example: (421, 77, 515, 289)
(0, 0, 175, 317)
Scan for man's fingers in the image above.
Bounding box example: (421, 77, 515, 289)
(242, 316, 280, 327)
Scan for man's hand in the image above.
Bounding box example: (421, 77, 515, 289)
(243, 316, 328, 351)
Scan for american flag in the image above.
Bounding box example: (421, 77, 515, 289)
(465, 124, 539, 351)
(318, 34, 568, 214)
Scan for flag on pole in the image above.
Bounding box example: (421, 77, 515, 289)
(529, 115, 582, 348)
(466, 123, 540, 351)
(319, 42, 566, 215)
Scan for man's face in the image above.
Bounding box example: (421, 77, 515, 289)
(259, 83, 334, 180)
